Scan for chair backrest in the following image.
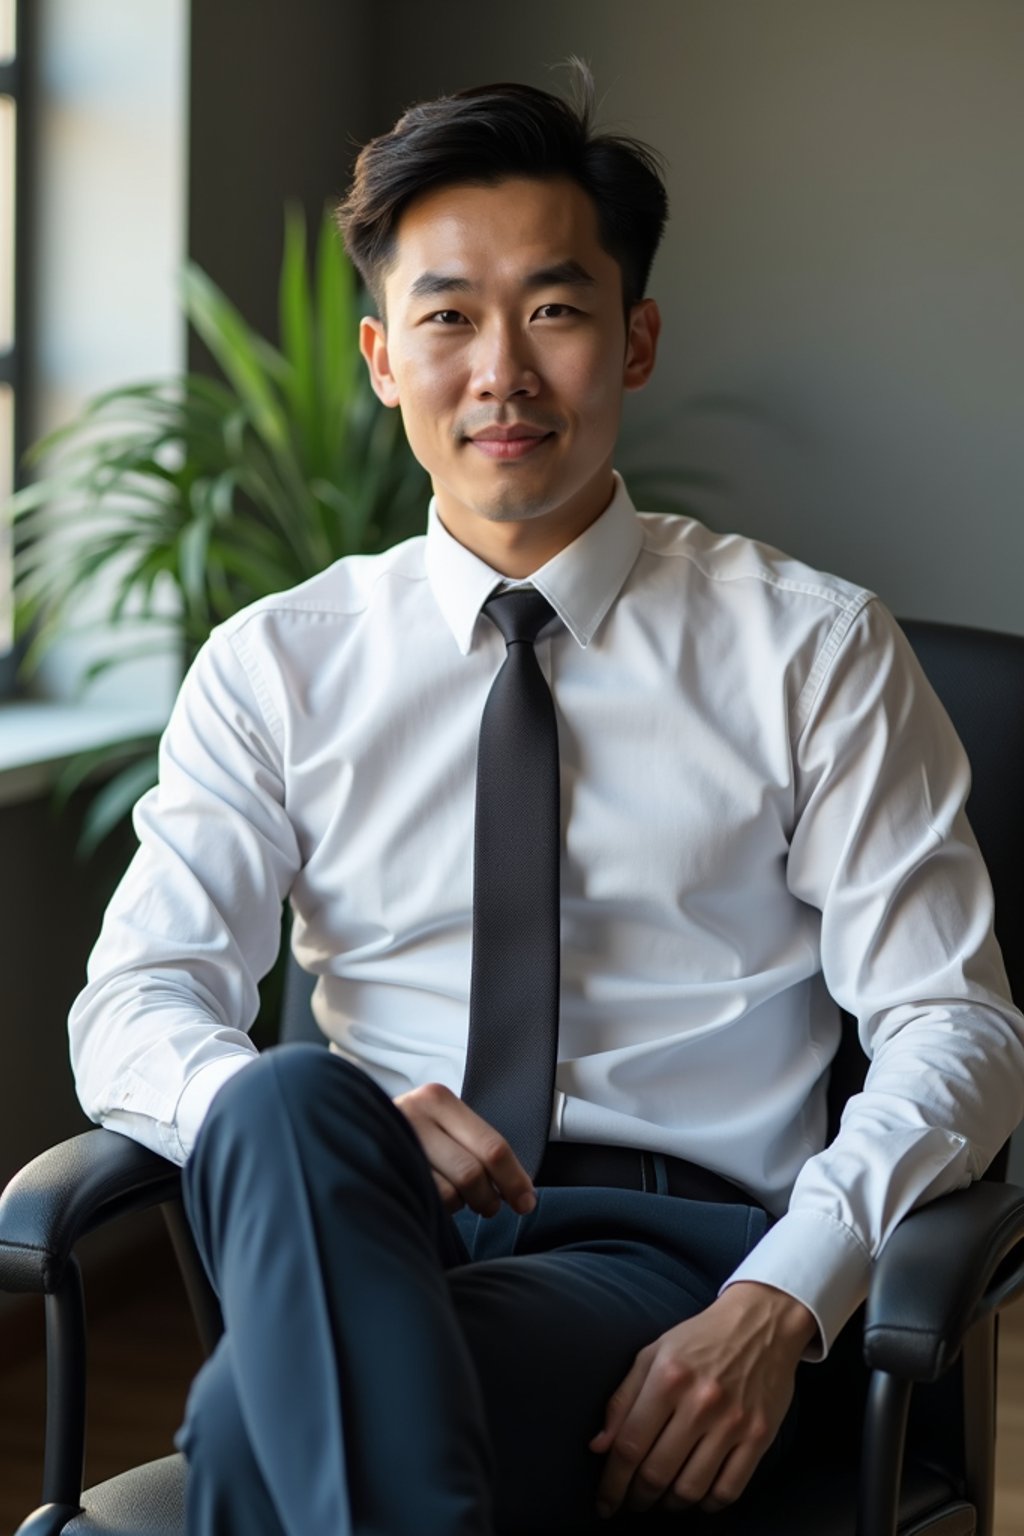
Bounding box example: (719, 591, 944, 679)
(898, 619, 1024, 1005)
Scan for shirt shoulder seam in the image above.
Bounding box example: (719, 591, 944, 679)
(222, 625, 285, 752)
(792, 592, 877, 737)
(638, 526, 870, 614)
(220, 563, 428, 632)
(214, 562, 429, 749)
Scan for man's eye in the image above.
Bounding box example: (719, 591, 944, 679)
(534, 303, 577, 319)
(429, 310, 467, 325)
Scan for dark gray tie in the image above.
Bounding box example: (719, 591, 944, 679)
(460, 589, 561, 1180)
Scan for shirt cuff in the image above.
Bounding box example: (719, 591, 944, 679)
(719, 1208, 872, 1360)
(172, 1051, 258, 1163)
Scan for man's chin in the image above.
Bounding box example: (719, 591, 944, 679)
(449, 479, 563, 527)
(471, 498, 558, 526)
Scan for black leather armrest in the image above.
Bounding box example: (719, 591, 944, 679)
(0, 1128, 181, 1295)
(863, 1180, 1024, 1382)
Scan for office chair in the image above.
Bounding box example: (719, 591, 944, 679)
(2, 617, 1023, 1536)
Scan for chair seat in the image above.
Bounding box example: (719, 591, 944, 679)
(46, 1457, 185, 1536)
(18, 1449, 970, 1536)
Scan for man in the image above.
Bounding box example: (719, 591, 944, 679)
(69, 69, 1024, 1534)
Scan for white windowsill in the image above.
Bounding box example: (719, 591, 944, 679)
(0, 700, 169, 808)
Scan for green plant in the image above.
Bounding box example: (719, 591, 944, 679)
(7, 203, 430, 853)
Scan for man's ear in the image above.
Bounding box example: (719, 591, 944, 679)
(359, 316, 401, 408)
(623, 299, 661, 392)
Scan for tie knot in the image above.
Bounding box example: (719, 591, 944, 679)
(483, 588, 557, 647)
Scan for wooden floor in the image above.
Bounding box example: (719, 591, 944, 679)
(1, 1238, 1023, 1532)
(996, 1301, 1024, 1535)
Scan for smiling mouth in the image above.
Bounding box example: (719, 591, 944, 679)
(467, 433, 554, 461)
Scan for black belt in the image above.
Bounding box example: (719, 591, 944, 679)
(535, 1141, 762, 1210)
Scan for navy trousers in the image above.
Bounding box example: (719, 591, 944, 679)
(175, 1044, 782, 1535)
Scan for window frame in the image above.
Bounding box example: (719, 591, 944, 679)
(0, 0, 34, 696)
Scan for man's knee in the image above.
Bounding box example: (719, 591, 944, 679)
(185, 1042, 429, 1224)
(194, 1043, 397, 1154)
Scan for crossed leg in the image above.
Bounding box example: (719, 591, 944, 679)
(177, 1044, 769, 1535)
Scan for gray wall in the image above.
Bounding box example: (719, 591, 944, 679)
(359, 0, 1024, 633)
(187, 0, 377, 369)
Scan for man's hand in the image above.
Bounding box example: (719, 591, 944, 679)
(393, 1081, 537, 1219)
(590, 1282, 817, 1518)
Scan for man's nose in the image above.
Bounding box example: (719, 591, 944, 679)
(469, 323, 539, 400)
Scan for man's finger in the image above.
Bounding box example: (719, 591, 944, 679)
(612, 1407, 742, 1517)
(448, 1095, 537, 1209)
(410, 1115, 503, 1214)
(395, 1083, 536, 1215)
(700, 1434, 771, 1511)
(652, 1402, 777, 1513)
(433, 1172, 464, 1213)
(655, 1427, 741, 1512)
(589, 1349, 649, 1451)
(593, 1364, 679, 1517)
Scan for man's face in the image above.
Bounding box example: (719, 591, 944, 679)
(360, 176, 659, 569)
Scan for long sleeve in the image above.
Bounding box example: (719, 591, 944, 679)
(69, 628, 302, 1165)
(725, 599, 1024, 1354)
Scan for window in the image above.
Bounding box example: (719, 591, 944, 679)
(0, 0, 24, 673)
(0, 0, 185, 709)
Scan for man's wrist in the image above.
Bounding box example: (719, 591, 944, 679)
(719, 1280, 819, 1353)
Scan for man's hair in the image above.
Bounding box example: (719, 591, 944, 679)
(335, 61, 668, 318)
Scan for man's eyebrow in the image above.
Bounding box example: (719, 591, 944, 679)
(524, 260, 596, 290)
(407, 260, 597, 301)
(408, 272, 475, 299)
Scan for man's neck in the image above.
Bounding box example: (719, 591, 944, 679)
(434, 473, 616, 579)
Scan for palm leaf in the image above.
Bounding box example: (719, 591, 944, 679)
(10, 204, 737, 860)
(178, 264, 291, 452)
(278, 202, 319, 469)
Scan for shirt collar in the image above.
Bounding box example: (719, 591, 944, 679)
(424, 471, 644, 655)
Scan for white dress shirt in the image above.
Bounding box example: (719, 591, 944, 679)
(69, 473, 1024, 1354)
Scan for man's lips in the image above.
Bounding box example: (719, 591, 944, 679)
(466, 428, 554, 461)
